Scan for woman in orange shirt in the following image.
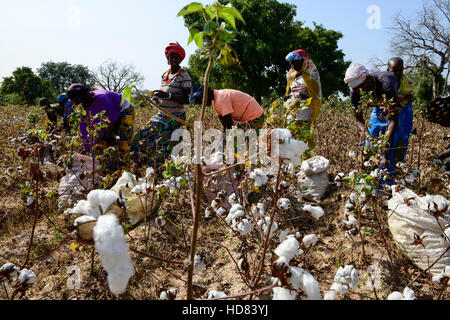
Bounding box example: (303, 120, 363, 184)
(189, 84, 264, 133)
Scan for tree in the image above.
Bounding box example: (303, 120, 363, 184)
(183, 0, 349, 102)
(37, 62, 94, 94)
(92, 61, 145, 94)
(0, 67, 52, 105)
(390, 0, 449, 99)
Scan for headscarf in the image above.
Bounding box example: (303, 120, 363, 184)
(344, 63, 369, 89)
(285, 49, 322, 123)
(165, 42, 186, 64)
(67, 84, 92, 101)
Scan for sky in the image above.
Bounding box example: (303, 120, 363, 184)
(0, 0, 425, 91)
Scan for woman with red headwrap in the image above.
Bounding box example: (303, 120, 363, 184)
(132, 42, 192, 168)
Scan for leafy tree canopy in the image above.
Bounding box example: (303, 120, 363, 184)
(183, 0, 350, 103)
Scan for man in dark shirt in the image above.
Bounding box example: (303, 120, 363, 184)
(345, 63, 403, 184)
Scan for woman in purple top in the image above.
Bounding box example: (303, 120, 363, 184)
(67, 84, 135, 173)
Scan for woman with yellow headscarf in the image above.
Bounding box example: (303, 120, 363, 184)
(283, 49, 322, 157)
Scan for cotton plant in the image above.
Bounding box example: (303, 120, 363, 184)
(224, 204, 254, 236)
(387, 287, 416, 300)
(324, 265, 360, 300)
(272, 235, 321, 300)
(251, 202, 265, 218)
(93, 214, 135, 296)
(207, 290, 227, 299)
(302, 205, 324, 220)
(278, 198, 291, 211)
(160, 288, 177, 300)
(270, 129, 309, 168)
(432, 265, 450, 284)
(249, 169, 269, 188)
(257, 216, 278, 239)
(334, 172, 345, 187)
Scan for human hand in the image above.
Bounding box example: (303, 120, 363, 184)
(152, 90, 170, 99)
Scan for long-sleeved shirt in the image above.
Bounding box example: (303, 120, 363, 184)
(350, 71, 400, 109)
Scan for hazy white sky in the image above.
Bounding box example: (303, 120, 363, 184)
(0, 0, 423, 91)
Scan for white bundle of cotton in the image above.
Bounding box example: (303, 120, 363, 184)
(257, 216, 278, 239)
(270, 129, 309, 167)
(249, 169, 268, 187)
(324, 265, 359, 300)
(0, 263, 20, 279)
(432, 266, 450, 283)
(236, 219, 254, 236)
(279, 229, 290, 243)
(160, 288, 177, 300)
(225, 204, 245, 225)
(164, 176, 183, 194)
(387, 287, 415, 300)
(287, 267, 322, 300)
(207, 290, 227, 299)
(272, 287, 297, 300)
(302, 205, 324, 220)
(65, 190, 119, 218)
(145, 167, 155, 179)
(131, 183, 152, 195)
(302, 234, 319, 248)
(228, 193, 237, 205)
(17, 269, 36, 285)
(93, 214, 134, 296)
(274, 235, 300, 264)
(251, 203, 265, 218)
(278, 198, 291, 210)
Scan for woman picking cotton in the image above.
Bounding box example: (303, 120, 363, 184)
(131, 42, 192, 168)
(344, 62, 409, 185)
(67, 84, 135, 174)
(281, 49, 322, 159)
(189, 84, 265, 133)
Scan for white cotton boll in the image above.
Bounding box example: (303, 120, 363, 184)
(0, 263, 20, 278)
(249, 169, 268, 187)
(364, 161, 372, 168)
(87, 190, 120, 216)
(273, 287, 297, 300)
(260, 217, 278, 239)
(207, 290, 227, 299)
(225, 204, 245, 224)
(334, 265, 359, 289)
(279, 229, 290, 243)
(302, 234, 319, 248)
(345, 201, 354, 210)
(349, 192, 358, 203)
(278, 198, 291, 210)
(348, 170, 358, 179)
(193, 254, 206, 275)
(237, 219, 253, 236)
(93, 214, 134, 296)
(228, 193, 237, 205)
(279, 139, 309, 167)
(403, 287, 415, 300)
(433, 266, 450, 283)
(18, 269, 36, 285)
(302, 205, 324, 220)
(205, 208, 212, 218)
(216, 207, 227, 216)
(74, 215, 97, 227)
(26, 196, 34, 206)
(330, 282, 348, 296)
(348, 150, 357, 158)
(324, 290, 337, 300)
(359, 192, 367, 203)
(274, 235, 299, 263)
(145, 168, 155, 179)
(288, 267, 322, 300)
(257, 203, 265, 215)
(211, 200, 220, 211)
(387, 291, 404, 300)
(155, 216, 166, 229)
(160, 288, 177, 300)
(396, 162, 408, 172)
